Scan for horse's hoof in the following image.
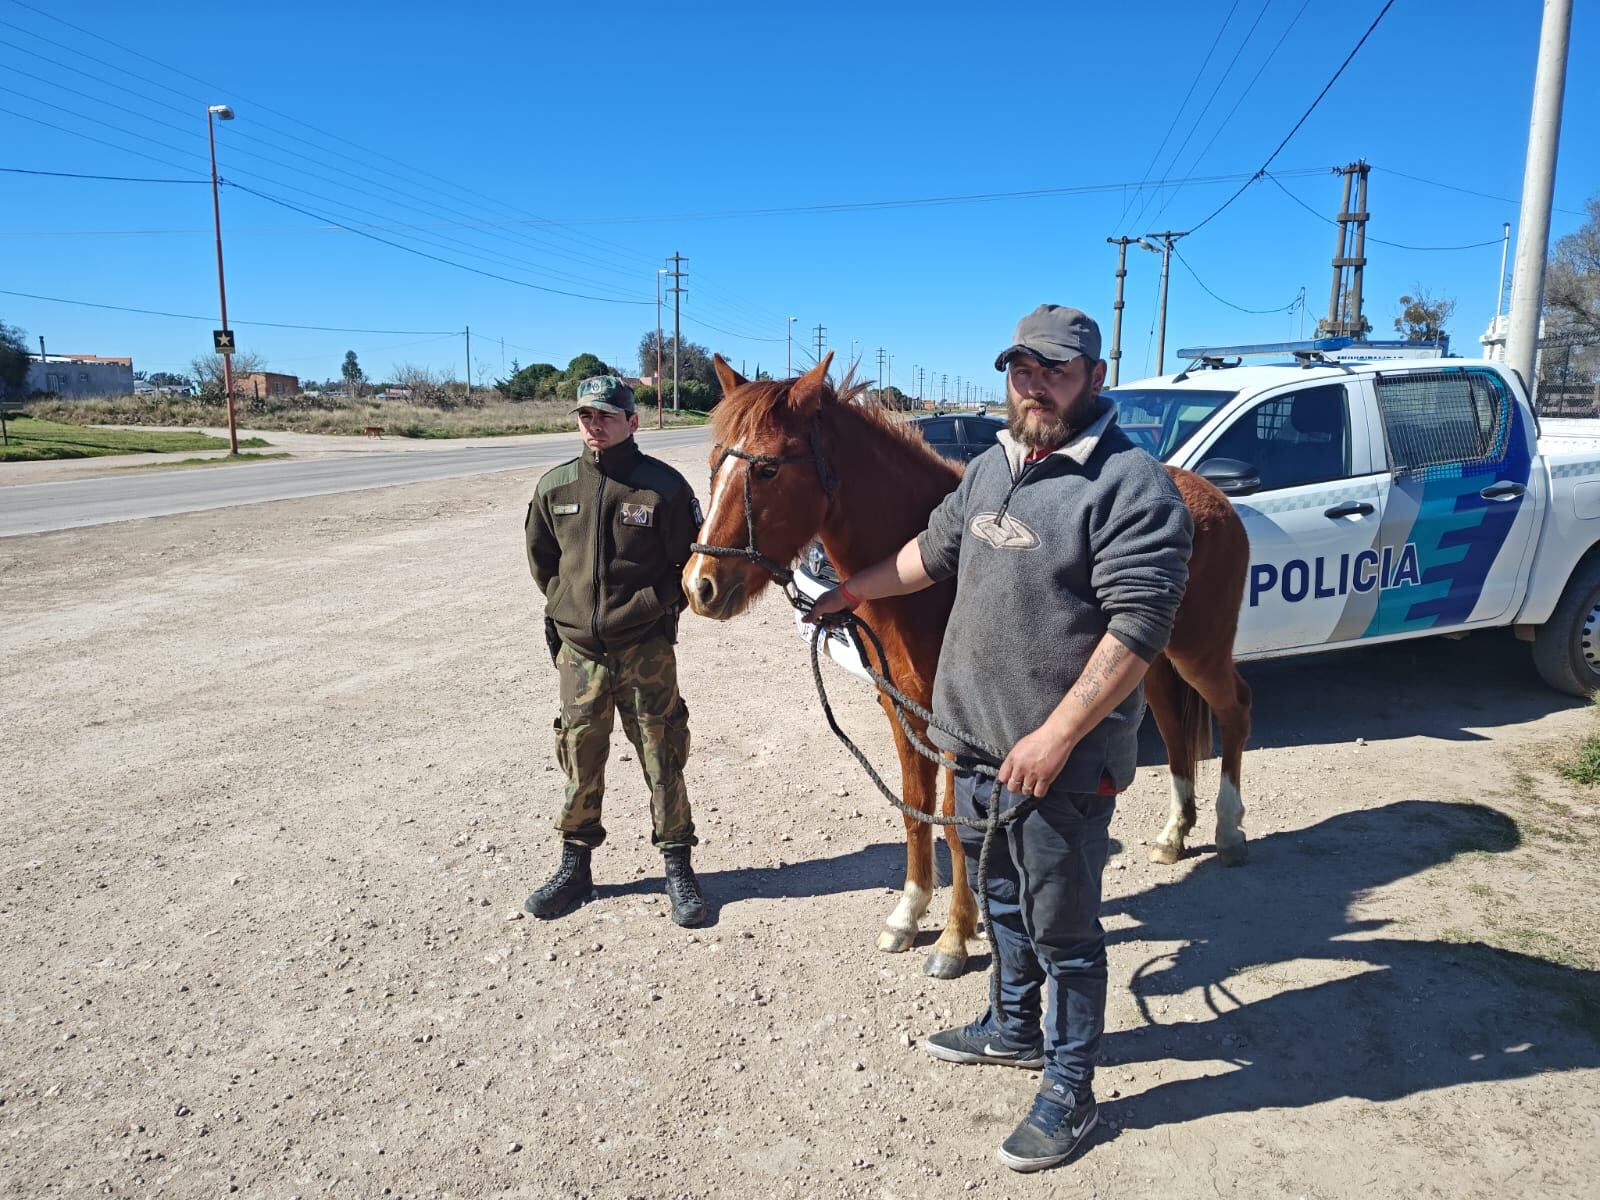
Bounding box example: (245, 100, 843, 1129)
(924, 951, 967, 980)
(877, 928, 915, 954)
(1216, 839, 1248, 867)
(1149, 843, 1184, 865)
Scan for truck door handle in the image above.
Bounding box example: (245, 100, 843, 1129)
(1480, 481, 1525, 501)
(1324, 501, 1374, 518)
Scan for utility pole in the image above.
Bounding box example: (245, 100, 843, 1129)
(1143, 231, 1185, 375)
(1105, 235, 1138, 386)
(875, 347, 886, 398)
(1317, 161, 1370, 339)
(464, 325, 472, 394)
(668, 251, 686, 411)
(887, 353, 893, 397)
(787, 317, 796, 377)
(1495, 222, 1512, 330)
(813, 323, 827, 369)
(1507, 0, 1573, 391)
(656, 267, 668, 429)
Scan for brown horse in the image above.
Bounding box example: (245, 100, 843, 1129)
(684, 354, 1252, 980)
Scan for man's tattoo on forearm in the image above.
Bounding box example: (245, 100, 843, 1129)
(1075, 640, 1132, 710)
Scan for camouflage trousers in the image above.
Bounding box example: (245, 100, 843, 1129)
(552, 636, 695, 850)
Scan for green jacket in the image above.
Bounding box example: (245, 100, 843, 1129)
(526, 438, 700, 657)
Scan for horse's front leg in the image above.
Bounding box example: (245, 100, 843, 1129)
(876, 726, 937, 956)
(926, 765, 974, 979)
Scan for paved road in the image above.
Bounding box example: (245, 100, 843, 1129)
(0, 426, 713, 538)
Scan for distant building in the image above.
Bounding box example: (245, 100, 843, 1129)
(27, 353, 135, 399)
(235, 372, 301, 399)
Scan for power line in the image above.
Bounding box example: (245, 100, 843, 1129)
(1133, 0, 1273, 233)
(1187, 0, 1399, 235)
(1171, 248, 1298, 314)
(1262, 171, 1504, 251)
(0, 164, 204, 183)
(1, 0, 662, 275)
(1148, 0, 1315, 227)
(225, 182, 652, 305)
(1116, 0, 1244, 234)
(1369, 163, 1588, 219)
(0, 286, 460, 333)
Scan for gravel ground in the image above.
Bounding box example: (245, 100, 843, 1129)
(3, 438, 1598, 1199)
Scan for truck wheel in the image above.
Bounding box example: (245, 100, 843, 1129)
(1532, 558, 1600, 696)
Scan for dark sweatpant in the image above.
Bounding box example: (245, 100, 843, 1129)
(955, 768, 1115, 1103)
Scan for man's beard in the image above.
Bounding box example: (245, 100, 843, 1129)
(1007, 378, 1095, 451)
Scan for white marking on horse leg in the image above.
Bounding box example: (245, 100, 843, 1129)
(1215, 773, 1247, 865)
(876, 881, 930, 953)
(1150, 775, 1194, 864)
(684, 446, 739, 597)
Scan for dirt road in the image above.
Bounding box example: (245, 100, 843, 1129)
(3, 439, 1597, 1199)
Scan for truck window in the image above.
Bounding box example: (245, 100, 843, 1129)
(1374, 368, 1512, 475)
(1103, 387, 1236, 460)
(1198, 384, 1351, 490)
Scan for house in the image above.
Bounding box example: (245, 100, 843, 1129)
(235, 372, 301, 399)
(27, 354, 134, 399)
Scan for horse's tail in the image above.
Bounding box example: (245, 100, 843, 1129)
(1173, 667, 1215, 770)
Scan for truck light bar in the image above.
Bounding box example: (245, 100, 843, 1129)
(1175, 337, 1353, 359)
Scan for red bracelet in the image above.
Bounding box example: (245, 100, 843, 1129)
(839, 581, 862, 606)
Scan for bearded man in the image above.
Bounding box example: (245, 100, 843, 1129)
(806, 305, 1193, 1172)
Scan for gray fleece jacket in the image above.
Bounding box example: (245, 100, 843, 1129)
(915, 398, 1193, 792)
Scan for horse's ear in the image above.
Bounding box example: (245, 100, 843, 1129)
(712, 354, 747, 396)
(789, 352, 835, 417)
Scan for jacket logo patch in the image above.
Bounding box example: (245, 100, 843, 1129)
(552, 502, 580, 515)
(620, 503, 655, 527)
(970, 511, 1040, 550)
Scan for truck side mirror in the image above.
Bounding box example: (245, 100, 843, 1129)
(1196, 457, 1262, 497)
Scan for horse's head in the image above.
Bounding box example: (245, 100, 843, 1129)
(684, 353, 838, 620)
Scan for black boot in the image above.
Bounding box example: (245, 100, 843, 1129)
(524, 843, 593, 919)
(662, 846, 706, 928)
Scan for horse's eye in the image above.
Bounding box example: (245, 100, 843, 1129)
(754, 464, 780, 481)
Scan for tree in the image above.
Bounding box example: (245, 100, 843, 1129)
(1394, 286, 1456, 344)
(1546, 192, 1600, 376)
(499, 361, 560, 399)
(556, 352, 618, 399)
(637, 332, 715, 388)
(0, 319, 30, 396)
(342, 350, 366, 396)
(390, 363, 449, 404)
(189, 350, 266, 399)
(147, 371, 190, 389)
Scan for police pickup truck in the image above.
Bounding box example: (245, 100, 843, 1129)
(795, 338, 1600, 696)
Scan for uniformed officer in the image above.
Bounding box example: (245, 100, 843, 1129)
(523, 374, 706, 926)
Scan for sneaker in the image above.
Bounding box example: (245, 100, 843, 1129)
(922, 1019, 1044, 1070)
(995, 1085, 1098, 1173)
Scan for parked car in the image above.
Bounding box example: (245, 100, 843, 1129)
(796, 347, 1600, 695)
(801, 412, 1005, 586)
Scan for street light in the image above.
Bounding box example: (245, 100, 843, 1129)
(206, 103, 238, 455)
(787, 316, 797, 377)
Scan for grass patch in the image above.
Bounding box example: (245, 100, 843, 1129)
(0, 415, 269, 461)
(22, 394, 711, 439)
(119, 452, 292, 471)
(1558, 696, 1600, 785)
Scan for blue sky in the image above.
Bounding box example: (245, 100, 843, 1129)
(1, 0, 1596, 394)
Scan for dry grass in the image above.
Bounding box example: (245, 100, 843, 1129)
(24, 394, 710, 439)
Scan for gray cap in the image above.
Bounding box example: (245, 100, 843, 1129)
(569, 374, 636, 415)
(994, 305, 1102, 371)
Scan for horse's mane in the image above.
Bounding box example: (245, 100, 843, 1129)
(711, 370, 960, 480)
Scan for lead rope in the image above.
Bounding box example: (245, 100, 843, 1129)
(690, 439, 1035, 1016)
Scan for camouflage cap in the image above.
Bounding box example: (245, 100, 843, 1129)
(570, 374, 636, 416)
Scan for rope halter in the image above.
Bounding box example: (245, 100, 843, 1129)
(688, 425, 838, 592)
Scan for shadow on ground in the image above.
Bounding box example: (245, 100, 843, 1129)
(1098, 798, 1600, 1130)
(1137, 629, 1583, 766)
